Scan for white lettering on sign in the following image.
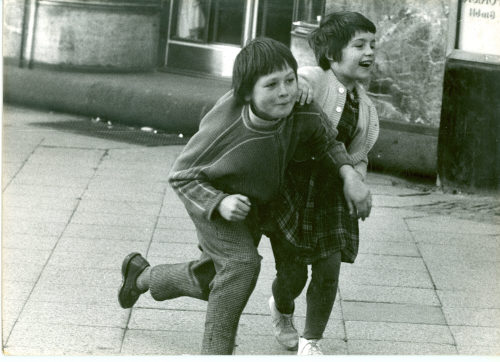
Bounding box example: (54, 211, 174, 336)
(458, 0, 500, 56)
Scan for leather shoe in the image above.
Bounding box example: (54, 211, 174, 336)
(118, 252, 150, 308)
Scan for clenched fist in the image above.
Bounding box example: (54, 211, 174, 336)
(217, 194, 252, 221)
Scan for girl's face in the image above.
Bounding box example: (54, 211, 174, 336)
(245, 64, 298, 121)
(330, 31, 376, 90)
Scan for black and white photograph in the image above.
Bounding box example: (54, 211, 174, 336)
(1, 0, 499, 358)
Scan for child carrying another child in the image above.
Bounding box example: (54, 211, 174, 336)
(267, 11, 380, 355)
(117, 37, 372, 355)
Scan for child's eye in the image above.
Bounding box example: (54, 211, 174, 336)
(266, 82, 277, 88)
(286, 78, 295, 84)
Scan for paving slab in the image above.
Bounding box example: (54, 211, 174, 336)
(155, 216, 197, 230)
(340, 265, 433, 288)
(76, 199, 163, 216)
(443, 307, 500, 327)
(10, 174, 91, 188)
(438, 290, 500, 309)
(347, 340, 457, 355)
(2, 247, 52, 266)
(46, 250, 136, 270)
(424, 259, 500, 291)
(62, 223, 154, 242)
(5, 322, 123, 355)
(345, 321, 454, 344)
(2, 262, 47, 283)
(456, 345, 500, 355)
(339, 283, 440, 306)
(152, 229, 199, 244)
(3, 184, 85, 199)
(450, 326, 500, 347)
(2, 281, 36, 302)
(37, 265, 122, 288)
(358, 241, 420, 257)
(413, 230, 499, 246)
(71, 211, 158, 228)
(419, 243, 500, 263)
(2, 219, 68, 237)
(353, 254, 427, 273)
(147, 241, 202, 259)
(342, 301, 446, 325)
(359, 225, 414, 243)
(1, 233, 59, 251)
(18, 300, 130, 328)
(29, 283, 118, 305)
(55, 236, 148, 255)
(121, 330, 203, 355)
(4, 206, 74, 223)
(27, 147, 105, 166)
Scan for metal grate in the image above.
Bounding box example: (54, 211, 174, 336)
(32, 119, 190, 147)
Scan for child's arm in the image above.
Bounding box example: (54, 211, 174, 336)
(304, 109, 372, 219)
(340, 165, 372, 220)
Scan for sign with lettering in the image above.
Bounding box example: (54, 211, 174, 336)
(458, 0, 500, 56)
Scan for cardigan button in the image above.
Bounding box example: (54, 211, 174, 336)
(336, 106, 342, 112)
(339, 87, 345, 93)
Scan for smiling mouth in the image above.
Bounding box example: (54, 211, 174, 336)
(359, 60, 373, 68)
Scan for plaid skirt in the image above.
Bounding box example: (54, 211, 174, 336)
(266, 159, 359, 265)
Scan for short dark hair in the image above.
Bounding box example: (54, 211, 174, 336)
(309, 11, 376, 70)
(232, 37, 298, 104)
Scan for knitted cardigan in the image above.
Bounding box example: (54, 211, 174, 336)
(298, 66, 379, 179)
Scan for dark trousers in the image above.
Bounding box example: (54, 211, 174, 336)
(149, 212, 262, 354)
(270, 238, 341, 340)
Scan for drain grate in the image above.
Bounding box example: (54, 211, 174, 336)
(32, 119, 190, 147)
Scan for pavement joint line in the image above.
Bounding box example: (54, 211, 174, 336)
(119, 175, 172, 353)
(2, 137, 45, 192)
(37, 144, 110, 151)
(2, 148, 110, 347)
(346, 338, 456, 346)
(403, 217, 460, 350)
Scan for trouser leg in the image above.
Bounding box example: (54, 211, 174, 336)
(202, 257, 261, 354)
(270, 237, 308, 314)
(199, 216, 262, 355)
(149, 250, 214, 301)
(303, 251, 341, 340)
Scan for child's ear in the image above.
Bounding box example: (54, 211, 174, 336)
(244, 94, 252, 102)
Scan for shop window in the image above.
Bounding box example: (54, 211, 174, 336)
(172, 0, 244, 45)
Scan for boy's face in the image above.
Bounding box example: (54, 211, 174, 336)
(331, 31, 376, 89)
(245, 64, 298, 121)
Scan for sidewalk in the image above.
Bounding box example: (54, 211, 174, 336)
(1, 105, 499, 356)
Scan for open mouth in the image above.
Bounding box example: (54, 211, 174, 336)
(359, 60, 373, 68)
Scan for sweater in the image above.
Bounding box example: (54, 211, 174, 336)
(298, 66, 379, 179)
(168, 91, 353, 221)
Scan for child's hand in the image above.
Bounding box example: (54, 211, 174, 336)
(297, 77, 314, 105)
(340, 166, 372, 220)
(217, 194, 252, 221)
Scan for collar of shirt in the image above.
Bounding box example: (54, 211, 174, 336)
(243, 104, 285, 133)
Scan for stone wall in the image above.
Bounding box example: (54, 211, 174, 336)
(321, 0, 449, 128)
(3, 0, 25, 61)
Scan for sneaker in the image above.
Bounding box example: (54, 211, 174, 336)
(268, 296, 299, 350)
(297, 337, 323, 355)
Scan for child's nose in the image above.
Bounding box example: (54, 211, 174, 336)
(278, 82, 289, 96)
(365, 45, 374, 55)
